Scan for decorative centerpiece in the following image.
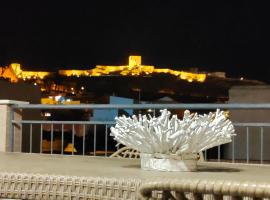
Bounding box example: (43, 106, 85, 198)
(110, 109, 235, 172)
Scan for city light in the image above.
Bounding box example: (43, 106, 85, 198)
(55, 95, 62, 101)
(44, 112, 51, 117)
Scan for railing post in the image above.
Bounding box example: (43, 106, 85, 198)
(0, 100, 29, 152)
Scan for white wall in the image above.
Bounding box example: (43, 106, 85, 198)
(224, 85, 270, 161)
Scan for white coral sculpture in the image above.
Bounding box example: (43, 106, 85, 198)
(110, 109, 235, 155)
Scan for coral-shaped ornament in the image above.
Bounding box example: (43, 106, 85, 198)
(111, 109, 235, 171)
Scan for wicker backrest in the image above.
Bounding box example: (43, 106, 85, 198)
(110, 146, 140, 159)
(110, 147, 205, 161)
(139, 179, 270, 200)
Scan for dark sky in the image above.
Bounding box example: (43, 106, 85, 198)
(0, 1, 268, 81)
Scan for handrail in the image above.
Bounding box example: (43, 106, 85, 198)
(12, 103, 270, 109)
(12, 120, 270, 127)
(12, 120, 115, 125)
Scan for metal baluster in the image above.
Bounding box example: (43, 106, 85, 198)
(232, 136, 235, 163)
(218, 145, 221, 162)
(13, 123, 15, 152)
(260, 127, 264, 164)
(105, 124, 108, 157)
(83, 124, 86, 156)
(246, 127, 249, 163)
(30, 124, 32, 153)
(94, 125, 96, 156)
(9, 107, 14, 152)
(61, 124, 64, 155)
(51, 124, 53, 154)
(20, 123, 22, 153)
(40, 124, 43, 153)
(72, 124, 75, 155)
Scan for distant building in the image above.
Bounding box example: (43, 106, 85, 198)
(224, 85, 270, 161)
(92, 96, 134, 122)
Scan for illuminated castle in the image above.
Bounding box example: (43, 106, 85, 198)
(59, 56, 206, 83)
(0, 55, 264, 104)
(0, 63, 50, 82)
(1, 56, 206, 83)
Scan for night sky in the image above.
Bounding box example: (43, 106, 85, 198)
(0, 1, 268, 82)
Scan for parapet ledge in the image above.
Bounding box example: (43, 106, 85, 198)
(0, 100, 29, 105)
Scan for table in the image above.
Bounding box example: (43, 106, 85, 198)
(1, 152, 270, 199)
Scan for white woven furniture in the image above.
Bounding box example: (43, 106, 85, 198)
(139, 179, 270, 200)
(1, 152, 270, 200)
(110, 147, 203, 161)
(0, 173, 140, 200)
(110, 146, 140, 159)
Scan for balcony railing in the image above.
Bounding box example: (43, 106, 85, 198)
(1, 100, 270, 164)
